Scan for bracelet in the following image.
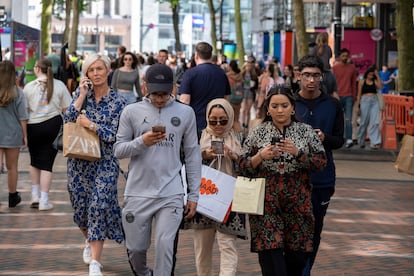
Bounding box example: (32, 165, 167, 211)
(89, 122, 95, 131)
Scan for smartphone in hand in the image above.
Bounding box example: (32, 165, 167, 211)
(152, 125, 166, 134)
(211, 141, 224, 155)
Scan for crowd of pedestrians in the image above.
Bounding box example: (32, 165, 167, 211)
(0, 37, 398, 276)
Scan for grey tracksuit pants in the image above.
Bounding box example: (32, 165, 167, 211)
(122, 195, 184, 276)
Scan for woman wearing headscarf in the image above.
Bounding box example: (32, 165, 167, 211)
(186, 98, 247, 276)
(23, 58, 71, 210)
(64, 53, 127, 276)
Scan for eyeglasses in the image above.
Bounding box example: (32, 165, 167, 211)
(208, 119, 228, 126)
(149, 93, 170, 100)
(300, 72, 322, 81)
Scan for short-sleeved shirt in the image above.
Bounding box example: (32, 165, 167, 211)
(178, 63, 231, 132)
(24, 78, 72, 124)
(0, 87, 29, 147)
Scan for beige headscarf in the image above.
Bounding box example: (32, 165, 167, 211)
(200, 98, 241, 176)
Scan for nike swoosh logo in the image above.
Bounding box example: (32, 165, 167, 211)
(321, 201, 330, 206)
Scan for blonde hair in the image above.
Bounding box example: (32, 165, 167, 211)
(82, 53, 111, 77)
(316, 32, 329, 56)
(0, 61, 16, 106)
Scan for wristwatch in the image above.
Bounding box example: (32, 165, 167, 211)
(89, 122, 95, 131)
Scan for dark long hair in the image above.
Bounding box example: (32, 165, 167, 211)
(263, 85, 298, 123)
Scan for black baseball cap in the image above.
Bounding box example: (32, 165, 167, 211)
(145, 64, 173, 94)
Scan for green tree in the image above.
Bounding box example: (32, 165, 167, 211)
(206, 0, 218, 55)
(234, 0, 245, 66)
(292, 0, 308, 59)
(396, 0, 414, 91)
(69, 0, 81, 54)
(41, 0, 53, 55)
(159, 0, 181, 53)
(64, 0, 72, 44)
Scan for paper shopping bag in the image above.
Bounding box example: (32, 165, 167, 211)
(196, 165, 236, 223)
(231, 176, 265, 215)
(395, 135, 414, 175)
(63, 122, 101, 161)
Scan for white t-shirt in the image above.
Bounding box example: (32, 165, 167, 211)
(23, 78, 72, 124)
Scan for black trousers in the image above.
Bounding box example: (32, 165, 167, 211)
(258, 248, 307, 276)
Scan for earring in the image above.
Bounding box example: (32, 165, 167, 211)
(267, 112, 271, 116)
(291, 110, 295, 115)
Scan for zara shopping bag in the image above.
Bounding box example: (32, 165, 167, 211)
(63, 122, 101, 161)
(231, 176, 265, 215)
(196, 165, 236, 223)
(395, 135, 414, 175)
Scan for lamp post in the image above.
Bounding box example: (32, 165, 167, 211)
(333, 0, 342, 57)
(95, 14, 99, 53)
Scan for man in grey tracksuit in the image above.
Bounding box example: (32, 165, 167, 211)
(114, 64, 201, 276)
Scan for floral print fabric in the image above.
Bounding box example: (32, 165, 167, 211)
(239, 121, 326, 252)
(64, 89, 126, 243)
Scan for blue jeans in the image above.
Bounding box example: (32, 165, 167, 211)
(357, 95, 381, 146)
(302, 187, 335, 276)
(118, 91, 137, 105)
(339, 96, 354, 141)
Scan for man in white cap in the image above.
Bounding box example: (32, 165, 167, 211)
(114, 63, 201, 276)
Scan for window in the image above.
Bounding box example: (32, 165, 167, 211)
(105, 35, 122, 46)
(104, 0, 110, 16)
(114, 0, 120, 15)
(159, 28, 173, 39)
(52, 34, 64, 44)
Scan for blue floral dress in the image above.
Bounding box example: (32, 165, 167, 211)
(64, 89, 126, 243)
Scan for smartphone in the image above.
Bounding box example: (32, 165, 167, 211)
(211, 141, 224, 155)
(152, 125, 166, 134)
(271, 136, 281, 145)
(85, 79, 93, 90)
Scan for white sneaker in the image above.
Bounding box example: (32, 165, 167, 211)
(39, 201, 53, 211)
(83, 240, 92, 264)
(89, 260, 103, 276)
(30, 196, 39, 208)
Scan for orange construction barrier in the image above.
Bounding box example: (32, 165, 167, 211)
(382, 95, 414, 135)
(382, 117, 398, 150)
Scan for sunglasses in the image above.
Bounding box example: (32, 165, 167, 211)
(209, 119, 228, 126)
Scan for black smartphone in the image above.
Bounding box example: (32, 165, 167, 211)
(271, 136, 281, 145)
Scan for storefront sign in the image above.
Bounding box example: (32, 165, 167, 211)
(54, 24, 115, 34)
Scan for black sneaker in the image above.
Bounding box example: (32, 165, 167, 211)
(9, 192, 21, 208)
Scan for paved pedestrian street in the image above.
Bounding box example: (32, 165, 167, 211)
(0, 149, 413, 275)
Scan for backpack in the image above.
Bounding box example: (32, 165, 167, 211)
(229, 77, 244, 104)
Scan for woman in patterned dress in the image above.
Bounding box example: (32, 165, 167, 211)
(64, 54, 127, 276)
(238, 86, 327, 276)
